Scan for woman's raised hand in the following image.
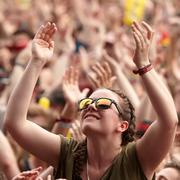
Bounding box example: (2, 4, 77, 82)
(131, 21, 154, 68)
(32, 22, 57, 64)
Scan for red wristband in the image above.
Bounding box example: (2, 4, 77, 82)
(55, 117, 72, 123)
(133, 64, 153, 76)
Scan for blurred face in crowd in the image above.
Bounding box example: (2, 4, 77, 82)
(156, 167, 180, 180)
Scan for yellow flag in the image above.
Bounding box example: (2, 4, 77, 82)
(123, 0, 146, 25)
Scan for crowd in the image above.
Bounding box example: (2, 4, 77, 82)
(0, 0, 180, 179)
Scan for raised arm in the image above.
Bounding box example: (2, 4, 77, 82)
(4, 22, 60, 167)
(132, 21, 178, 179)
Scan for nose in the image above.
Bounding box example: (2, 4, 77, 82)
(86, 102, 97, 111)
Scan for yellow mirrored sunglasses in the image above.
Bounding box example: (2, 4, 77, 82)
(78, 98, 122, 116)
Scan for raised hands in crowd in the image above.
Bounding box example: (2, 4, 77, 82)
(5, 19, 178, 180)
(0, 1, 179, 179)
(88, 61, 116, 89)
(62, 66, 90, 106)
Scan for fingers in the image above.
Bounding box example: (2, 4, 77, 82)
(12, 167, 42, 180)
(133, 21, 147, 44)
(47, 175, 52, 180)
(132, 22, 144, 49)
(63, 66, 79, 86)
(61, 66, 82, 103)
(33, 166, 43, 172)
(49, 40, 54, 51)
(141, 21, 154, 40)
(132, 30, 141, 49)
(131, 21, 153, 49)
(87, 71, 100, 88)
(91, 62, 106, 85)
(89, 61, 115, 88)
(104, 62, 112, 80)
(70, 120, 85, 142)
(34, 22, 57, 43)
(34, 25, 45, 39)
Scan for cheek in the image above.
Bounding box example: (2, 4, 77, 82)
(102, 112, 119, 128)
(78, 111, 84, 120)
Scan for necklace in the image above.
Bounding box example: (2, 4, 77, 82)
(86, 160, 90, 180)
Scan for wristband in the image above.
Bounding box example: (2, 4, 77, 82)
(58, 121, 72, 129)
(133, 64, 153, 76)
(55, 118, 72, 128)
(55, 117, 72, 123)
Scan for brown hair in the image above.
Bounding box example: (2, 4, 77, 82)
(110, 89, 136, 145)
(72, 89, 136, 177)
(72, 139, 87, 178)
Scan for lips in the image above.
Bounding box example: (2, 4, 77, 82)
(83, 113, 100, 120)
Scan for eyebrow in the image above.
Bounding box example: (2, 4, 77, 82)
(157, 175, 168, 180)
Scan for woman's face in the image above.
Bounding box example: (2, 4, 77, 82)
(80, 89, 123, 136)
(156, 167, 180, 180)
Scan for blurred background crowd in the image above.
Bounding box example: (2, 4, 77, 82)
(0, 0, 180, 179)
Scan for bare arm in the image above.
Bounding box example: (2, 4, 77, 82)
(132, 21, 178, 179)
(0, 131, 20, 179)
(4, 22, 60, 168)
(136, 94, 157, 124)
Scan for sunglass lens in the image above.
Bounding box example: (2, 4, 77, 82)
(96, 99, 111, 109)
(79, 98, 93, 110)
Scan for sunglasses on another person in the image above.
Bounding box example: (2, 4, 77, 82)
(78, 98, 122, 116)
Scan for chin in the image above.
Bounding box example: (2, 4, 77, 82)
(81, 123, 91, 135)
(82, 123, 96, 135)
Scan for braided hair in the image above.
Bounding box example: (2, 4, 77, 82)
(72, 139, 87, 179)
(110, 89, 136, 145)
(72, 89, 136, 177)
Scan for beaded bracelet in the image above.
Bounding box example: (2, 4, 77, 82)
(133, 64, 153, 76)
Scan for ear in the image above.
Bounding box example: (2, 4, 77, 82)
(116, 121, 129, 132)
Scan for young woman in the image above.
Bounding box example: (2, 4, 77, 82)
(5, 21, 178, 180)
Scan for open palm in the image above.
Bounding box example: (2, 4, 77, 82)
(62, 66, 89, 104)
(32, 22, 57, 63)
(131, 21, 154, 68)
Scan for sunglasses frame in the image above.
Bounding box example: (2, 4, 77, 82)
(78, 97, 123, 117)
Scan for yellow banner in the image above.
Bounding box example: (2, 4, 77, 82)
(15, 0, 31, 10)
(123, 0, 146, 25)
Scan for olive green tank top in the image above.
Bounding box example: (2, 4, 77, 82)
(55, 135, 154, 180)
